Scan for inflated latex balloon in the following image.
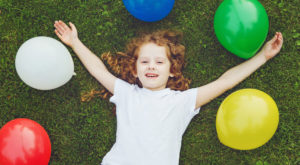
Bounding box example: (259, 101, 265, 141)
(15, 36, 75, 90)
(216, 89, 279, 150)
(214, 0, 269, 59)
(0, 118, 51, 165)
(123, 0, 175, 22)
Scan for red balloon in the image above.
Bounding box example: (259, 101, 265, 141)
(0, 118, 51, 165)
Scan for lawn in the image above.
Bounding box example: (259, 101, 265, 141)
(0, 0, 299, 164)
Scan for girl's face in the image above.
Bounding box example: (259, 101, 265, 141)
(135, 42, 174, 91)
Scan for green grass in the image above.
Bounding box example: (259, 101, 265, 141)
(0, 0, 299, 164)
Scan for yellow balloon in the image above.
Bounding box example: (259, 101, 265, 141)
(216, 89, 279, 150)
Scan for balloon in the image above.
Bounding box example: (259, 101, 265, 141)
(15, 36, 75, 90)
(214, 0, 269, 59)
(0, 118, 51, 165)
(216, 89, 279, 150)
(123, 0, 175, 22)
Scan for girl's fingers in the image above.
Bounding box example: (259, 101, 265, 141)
(54, 29, 63, 41)
(54, 29, 60, 37)
(59, 20, 70, 31)
(278, 36, 283, 47)
(54, 21, 65, 34)
(268, 32, 283, 46)
(69, 22, 77, 32)
(278, 32, 283, 41)
(276, 32, 283, 45)
(276, 32, 283, 41)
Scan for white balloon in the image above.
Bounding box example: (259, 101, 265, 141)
(15, 36, 75, 90)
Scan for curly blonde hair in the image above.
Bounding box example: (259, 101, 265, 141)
(81, 30, 192, 114)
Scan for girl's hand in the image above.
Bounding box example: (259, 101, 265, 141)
(54, 20, 78, 48)
(260, 32, 283, 61)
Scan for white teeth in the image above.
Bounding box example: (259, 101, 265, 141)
(146, 75, 158, 77)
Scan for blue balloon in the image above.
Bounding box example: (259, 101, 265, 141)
(123, 0, 175, 22)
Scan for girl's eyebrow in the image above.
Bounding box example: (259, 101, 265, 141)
(156, 58, 167, 62)
(139, 56, 148, 59)
(139, 56, 166, 60)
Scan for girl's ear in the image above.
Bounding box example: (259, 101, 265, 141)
(130, 67, 137, 78)
(133, 71, 138, 78)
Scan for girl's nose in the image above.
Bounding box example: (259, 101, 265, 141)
(147, 66, 155, 70)
(147, 62, 156, 70)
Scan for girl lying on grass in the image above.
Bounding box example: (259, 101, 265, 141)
(54, 20, 283, 165)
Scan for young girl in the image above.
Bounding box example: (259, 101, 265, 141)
(54, 20, 283, 165)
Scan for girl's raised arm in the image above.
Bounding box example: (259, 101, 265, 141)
(194, 32, 283, 109)
(54, 20, 117, 94)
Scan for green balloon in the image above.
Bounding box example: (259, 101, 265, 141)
(214, 0, 269, 59)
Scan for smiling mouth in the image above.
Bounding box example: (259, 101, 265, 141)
(145, 73, 159, 79)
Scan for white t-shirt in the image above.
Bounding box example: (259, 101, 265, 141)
(101, 78, 200, 165)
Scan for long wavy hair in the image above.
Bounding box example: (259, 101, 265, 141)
(81, 30, 192, 115)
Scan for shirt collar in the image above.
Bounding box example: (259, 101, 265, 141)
(141, 87, 171, 97)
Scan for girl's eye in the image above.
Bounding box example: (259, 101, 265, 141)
(142, 61, 148, 63)
(157, 62, 163, 64)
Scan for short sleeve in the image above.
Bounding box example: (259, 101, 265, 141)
(181, 88, 200, 117)
(109, 78, 135, 105)
(176, 88, 200, 132)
